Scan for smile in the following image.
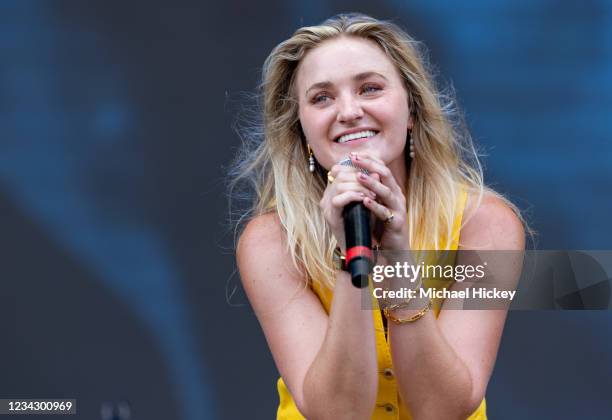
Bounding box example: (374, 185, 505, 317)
(335, 130, 379, 144)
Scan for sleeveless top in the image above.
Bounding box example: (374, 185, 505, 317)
(276, 188, 487, 419)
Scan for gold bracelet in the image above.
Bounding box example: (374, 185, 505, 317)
(383, 299, 432, 324)
(383, 300, 412, 312)
(381, 275, 423, 309)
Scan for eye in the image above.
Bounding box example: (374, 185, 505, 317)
(312, 92, 332, 104)
(361, 84, 382, 94)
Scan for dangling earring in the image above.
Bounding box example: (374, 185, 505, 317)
(408, 130, 415, 159)
(307, 144, 315, 173)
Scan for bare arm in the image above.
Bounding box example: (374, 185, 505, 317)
(237, 213, 378, 419)
(388, 193, 525, 419)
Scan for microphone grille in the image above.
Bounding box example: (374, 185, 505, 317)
(338, 156, 369, 174)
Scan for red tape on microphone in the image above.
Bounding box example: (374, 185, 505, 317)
(345, 245, 373, 264)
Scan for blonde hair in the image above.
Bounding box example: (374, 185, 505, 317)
(230, 13, 529, 290)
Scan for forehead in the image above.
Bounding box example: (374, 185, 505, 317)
(296, 36, 399, 93)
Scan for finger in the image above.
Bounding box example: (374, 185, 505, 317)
(363, 197, 395, 226)
(357, 172, 393, 204)
(350, 153, 397, 191)
(334, 181, 376, 198)
(330, 171, 371, 191)
(329, 162, 359, 178)
(351, 153, 392, 181)
(328, 164, 343, 178)
(353, 151, 385, 166)
(331, 191, 368, 209)
(333, 170, 360, 183)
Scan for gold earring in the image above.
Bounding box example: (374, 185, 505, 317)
(308, 144, 315, 172)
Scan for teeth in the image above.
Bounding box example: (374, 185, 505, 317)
(337, 130, 377, 144)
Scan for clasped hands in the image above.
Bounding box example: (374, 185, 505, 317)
(319, 151, 410, 254)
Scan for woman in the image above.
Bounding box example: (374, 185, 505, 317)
(232, 13, 526, 420)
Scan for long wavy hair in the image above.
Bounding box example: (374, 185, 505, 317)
(229, 13, 528, 290)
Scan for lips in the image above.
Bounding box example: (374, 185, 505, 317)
(334, 129, 379, 144)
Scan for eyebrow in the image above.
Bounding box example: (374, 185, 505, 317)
(305, 71, 388, 96)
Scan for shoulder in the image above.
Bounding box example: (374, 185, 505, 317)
(237, 212, 305, 290)
(237, 212, 290, 273)
(460, 190, 525, 250)
(237, 212, 284, 254)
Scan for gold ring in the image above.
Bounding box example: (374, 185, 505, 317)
(327, 172, 335, 185)
(384, 211, 394, 225)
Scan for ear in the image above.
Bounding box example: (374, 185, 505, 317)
(408, 114, 414, 131)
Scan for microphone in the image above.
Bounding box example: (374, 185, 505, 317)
(339, 157, 372, 288)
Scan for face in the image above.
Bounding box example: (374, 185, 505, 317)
(295, 36, 412, 175)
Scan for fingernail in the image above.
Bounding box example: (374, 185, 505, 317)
(359, 173, 367, 179)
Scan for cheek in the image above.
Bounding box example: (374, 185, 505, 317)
(376, 108, 407, 136)
(300, 109, 324, 137)
(299, 110, 336, 168)
(300, 110, 336, 149)
(380, 102, 410, 136)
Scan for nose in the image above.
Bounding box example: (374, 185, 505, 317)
(336, 94, 363, 123)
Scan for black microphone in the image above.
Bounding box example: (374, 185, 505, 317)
(339, 157, 372, 288)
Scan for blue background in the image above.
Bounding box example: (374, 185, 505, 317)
(1, 1, 611, 419)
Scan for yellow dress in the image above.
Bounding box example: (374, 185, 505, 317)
(276, 189, 487, 419)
